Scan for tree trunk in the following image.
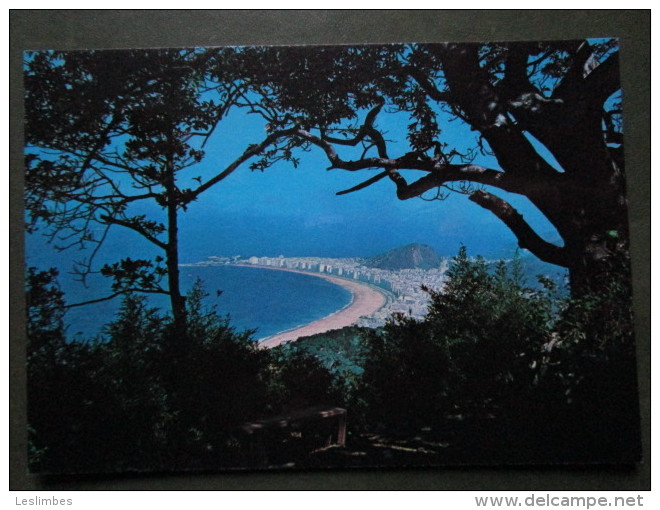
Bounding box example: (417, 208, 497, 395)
(540, 173, 631, 299)
(437, 41, 631, 301)
(565, 233, 631, 298)
(166, 215, 187, 333)
(164, 160, 187, 336)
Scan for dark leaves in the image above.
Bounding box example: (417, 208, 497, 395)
(100, 257, 167, 294)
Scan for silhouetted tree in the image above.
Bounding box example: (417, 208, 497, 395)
(24, 48, 300, 333)
(231, 40, 628, 299)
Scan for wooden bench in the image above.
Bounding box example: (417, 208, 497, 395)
(240, 406, 347, 464)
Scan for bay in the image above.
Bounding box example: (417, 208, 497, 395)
(62, 265, 353, 341)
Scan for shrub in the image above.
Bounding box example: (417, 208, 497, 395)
(356, 247, 556, 433)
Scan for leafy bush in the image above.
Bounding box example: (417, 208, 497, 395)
(26, 252, 640, 470)
(356, 247, 557, 432)
(26, 268, 136, 472)
(530, 272, 640, 462)
(26, 274, 276, 472)
(358, 319, 450, 432)
(272, 326, 367, 405)
(27, 270, 349, 472)
(267, 348, 343, 413)
(156, 280, 272, 468)
(352, 247, 639, 463)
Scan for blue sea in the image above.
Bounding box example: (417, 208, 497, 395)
(62, 265, 353, 341)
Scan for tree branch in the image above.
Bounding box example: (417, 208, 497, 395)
(293, 127, 396, 171)
(552, 40, 596, 100)
(189, 127, 300, 199)
(468, 189, 568, 267)
(64, 287, 168, 309)
(439, 43, 561, 180)
(392, 165, 512, 200)
(501, 44, 539, 98)
(100, 215, 167, 250)
(581, 51, 621, 106)
(320, 99, 388, 158)
(295, 126, 524, 197)
(336, 171, 390, 195)
(403, 65, 450, 103)
(200, 83, 245, 148)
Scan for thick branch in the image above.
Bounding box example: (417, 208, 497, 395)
(501, 44, 539, 99)
(581, 51, 620, 106)
(553, 44, 620, 108)
(295, 126, 526, 199)
(392, 165, 511, 200)
(336, 170, 390, 195)
(320, 99, 388, 158)
(469, 189, 568, 267)
(500, 45, 567, 126)
(438, 44, 561, 180)
(552, 41, 596, 100)
(294, 127, 396, 171)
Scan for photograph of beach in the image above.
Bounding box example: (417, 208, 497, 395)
(23, 39, 641, 474)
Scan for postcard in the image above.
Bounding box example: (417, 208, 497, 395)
(24, 39, 641, 474)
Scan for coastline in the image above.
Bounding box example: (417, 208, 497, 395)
(228, 264, 387, 348)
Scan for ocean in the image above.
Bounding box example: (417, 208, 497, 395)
(62, 264, 353, 341)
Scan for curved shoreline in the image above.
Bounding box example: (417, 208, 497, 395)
(228, 264, 387, 349)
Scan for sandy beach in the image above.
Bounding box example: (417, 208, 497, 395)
(230, 265, 386, 349)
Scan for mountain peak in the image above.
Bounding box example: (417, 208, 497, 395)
(364, 243, 441, 270)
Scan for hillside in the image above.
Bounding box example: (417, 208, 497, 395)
(364, 243, 442, 270)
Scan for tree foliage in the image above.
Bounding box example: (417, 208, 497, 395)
(25, 41, 633, 322)
(25, 274, 340, 472)
(350, 246, 638, 462)
(26, 245, 639, 471)
(357, 248, 555, 432)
